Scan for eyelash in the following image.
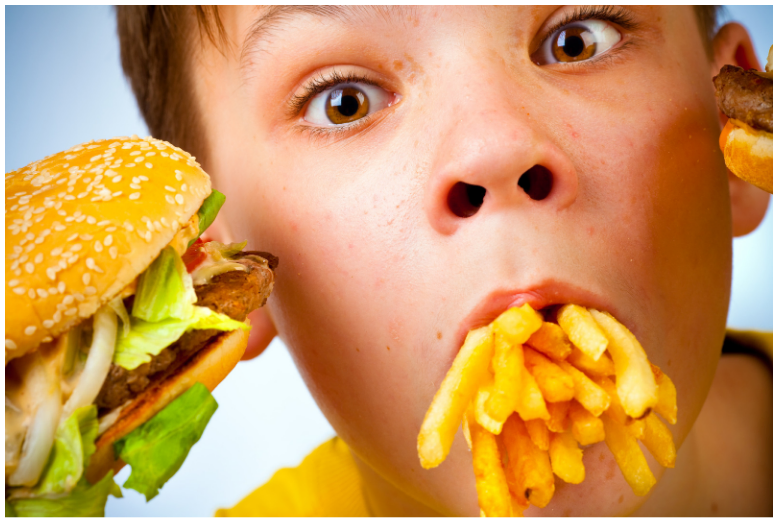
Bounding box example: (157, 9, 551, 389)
(534, 5, 640, 69)
(288, 70, 379, 118)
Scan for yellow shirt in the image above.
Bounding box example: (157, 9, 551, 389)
(215, 436, 369, 517)
(217, 331, 771, 517)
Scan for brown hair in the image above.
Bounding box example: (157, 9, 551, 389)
(116, 6, 720, 167)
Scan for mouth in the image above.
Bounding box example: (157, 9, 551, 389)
(454, 282, 618, 356)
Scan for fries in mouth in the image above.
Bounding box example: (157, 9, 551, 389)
(417, 304, 677, 517)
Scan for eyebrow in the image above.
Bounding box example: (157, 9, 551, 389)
(239, 5, 415, 69)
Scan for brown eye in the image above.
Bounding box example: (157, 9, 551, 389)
(531, 20, 622, 66)
(552, 27, 596, 62)
(325, 87, 369, 124)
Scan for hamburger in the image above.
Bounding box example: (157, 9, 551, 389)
(5, 136, 276, 515)
(713, 45, 773, 193)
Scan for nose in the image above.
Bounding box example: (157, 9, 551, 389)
(425, 89, 578, 235)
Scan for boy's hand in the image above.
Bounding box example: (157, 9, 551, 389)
(242, 307, 277, 361)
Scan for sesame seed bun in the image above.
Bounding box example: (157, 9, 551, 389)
(85, 321, 249, 484)
(719, 119, 773, 194)
(5, 136, 211, 364)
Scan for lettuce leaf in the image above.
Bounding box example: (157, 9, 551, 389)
(9, 471, 119, 517)
(113, 383, 218, 501)
(132, 247, 196, 323)
(35, 405, 99, 496)
(114, 246, 249, 371)
(113, 307, 248, 371)
(196, 189, 226, 239)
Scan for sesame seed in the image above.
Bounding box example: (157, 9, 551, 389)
(146, 151, 156, 157)
(9, 279, 20, 287)
(34, 253, 43, 264)
(145, 162, 153, 169)
(6, 339, 17, 349)
(104, 235, 113, 246)
(124, 222, 134, 231)
(145, 231, 152, 242)
(58, 282, 65, 293)
(67, 233, 79, 242)
(175, 194, 184, 205)
(28, 289, 36, 299)
(83, 273, 91, 285)
(85, 286, 97, 295)
(153, 221, 162, 231)
(106, 226, 116, 232)
(135, 157, 145, 163)
(161, 152, 169, 157)
(130, 183, 140, 190)
(130, 151, 141, 156)
(94, 241, 103, 252)
(53, 312, 62, 323)
(86, 258, 96, 269)
(13, 287, 25, 295)
(24, 263, 34, 274)
(165, 186, 176, 192)
(138, 175, 149, 181)
(165, 195, 175, 204)
(112, 175, 122, 183)
(43, 320, 54, 329)
(46, 268, 56, 280)
(67, 255, 78, 265)
(126, 163, 136, 168)
(71, 244, 83, 252)
(175, 170, 183, 181)
(113, 192, 123, 197)
(129, 192, 141, 200)
(25, 326, 36, 336)
(73, 293, 84, 302)
(64, 195, 75, 201)
(109, 246, 118, 259)
(37, 289, 48, 298)
(65, 308, 77, 316)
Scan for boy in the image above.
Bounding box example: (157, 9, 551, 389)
(117, 7, 772, 515)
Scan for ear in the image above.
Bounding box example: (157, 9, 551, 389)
(711, 22, 771, 237)
(202, 214, 279, 360)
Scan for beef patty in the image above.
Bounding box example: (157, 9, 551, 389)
(713, 64, 773, 133)
(95, 252, 276, 412)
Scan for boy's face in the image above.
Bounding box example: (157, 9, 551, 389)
(197, 6, 731, 515)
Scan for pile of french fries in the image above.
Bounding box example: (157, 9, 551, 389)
(418, 304, 677, 517)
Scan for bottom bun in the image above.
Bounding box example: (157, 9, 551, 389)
(85, 321, 249, 484)
(720, 119, 773, 194)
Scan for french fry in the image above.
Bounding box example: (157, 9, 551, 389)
(626, 418, 646, 440)
(418, 326, 495, 468)
(525, 419, 550, 451)
(568, 400, 605, 446)
(523, 346, 575, 402)
(557, 304, 608, 361)
(486, 333, 525, 424)
(557, 361, 610, 416)
(566, 347, 615, 378)
(492, 304, 543, 345)
(548, 431, 585, 484)
(502, 414, 556, 508)
(515, 368, 550, 421)
(589, 309, 657, 419)
(525, 322, 572, 361)
(601, 414, 656, 496)
(640, 413, 676, 468)
(595, 376, 630, 426)
(545, 400, 571, 433)
(468, 410, 513, 517)
(475, 380, 505, 435)
(650, 363, 678, 425)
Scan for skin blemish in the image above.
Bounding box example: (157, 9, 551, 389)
(437, 332, 442, 339)
(387, 346, 391, 351)
(393, 60, 404, 71)
(618, 495, 624, 504)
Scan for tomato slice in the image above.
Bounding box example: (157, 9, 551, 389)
(182, 238, 207, 273)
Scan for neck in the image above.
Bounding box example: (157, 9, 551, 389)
(351, 452, 443, 517)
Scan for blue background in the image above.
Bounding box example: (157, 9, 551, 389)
(5, 6, 773, 517)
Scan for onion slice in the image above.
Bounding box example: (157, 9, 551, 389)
(7, 358, 62, 487)
(61, 305, 117, 422)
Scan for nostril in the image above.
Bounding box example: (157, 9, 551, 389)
(518, 165, 553, 201)
(448, 182, 486, 218)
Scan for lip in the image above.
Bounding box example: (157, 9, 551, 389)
(454, 281, 617, 354)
